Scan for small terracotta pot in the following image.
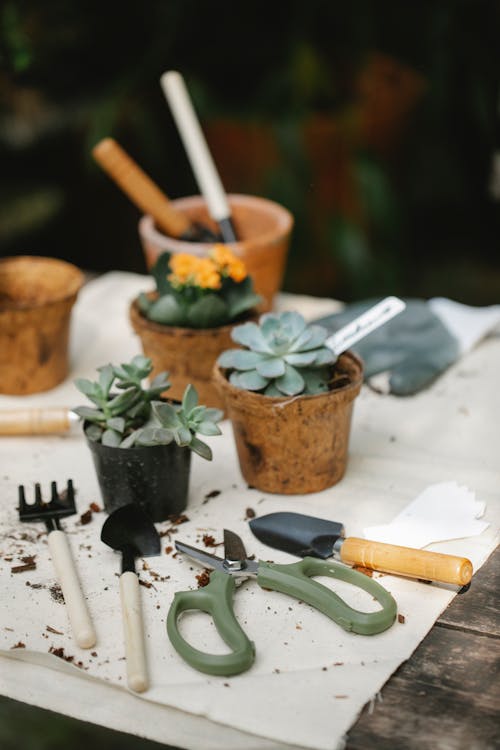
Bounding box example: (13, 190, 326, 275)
(213, 352, 364, 494)
(0, 256, 84, 395)
(130, 298, 254, 409)
(138, 194, 293, 312)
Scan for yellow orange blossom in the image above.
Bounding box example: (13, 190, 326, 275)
(211, 244, 247, 282)
(168, 253, 221, 290)
(193, 258, 221, 289)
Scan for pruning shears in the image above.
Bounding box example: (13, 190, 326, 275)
(167, 529, 397, 676)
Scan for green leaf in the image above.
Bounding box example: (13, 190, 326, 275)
(150, 252, 174, 295)
(107, 416, 126, 434)
(229, 370, 268, 391)
(275, 364, 305, 396)
(74, 378, 102, 404)
(231, 322, 272, 353)
(189, 436, 213, 460)
(130, 355, 152, 377)
(84, 423, 103, 442)
(311, 348, 336, 366)
(102, 428, 122, 447)
(136, 427, 175, 446)
(120, 429, 142, 448)
(182, 384, 198, 414)
(107, 388, 140, 416)
(255, 357, 286, 378)
(203, 407, 224, 423)
(290, 325, 329, 351)
(98, 364, 115, 397)
(186, 295, 228, 328)
(196, 420, 222, 436)
(217, 349, 266, 370)
(150, 371, 171, 389)
(153, 402, 181, 429)
(280, 311, 307, 340)
(174, 426, 193, 446)
(283, 351, 317, 367)
(147, 295, 187, 326)
(73, 406, 105, 423)
(301, 367, 331, 394)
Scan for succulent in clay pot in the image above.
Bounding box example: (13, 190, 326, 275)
(74, 355, 223, 521)
(214, 311, 363, 494)
(130, 246, 261, 409)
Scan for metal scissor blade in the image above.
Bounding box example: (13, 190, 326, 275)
(223, 529, 248, 561)
(174, 540, 228, 573)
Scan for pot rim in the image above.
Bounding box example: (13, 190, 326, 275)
(129, 296, 259, 336)
(213, 350, 364, 406)
(0, 255, 84, 311)
(138, 193, 294, 254)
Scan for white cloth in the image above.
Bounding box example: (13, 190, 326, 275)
(0, 273, 498, 750)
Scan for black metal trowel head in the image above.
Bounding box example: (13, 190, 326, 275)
(101, 504, 161, 572)
(249, 511, 345, 559)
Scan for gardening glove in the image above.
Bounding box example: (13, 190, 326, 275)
(314, 297, 500, 395)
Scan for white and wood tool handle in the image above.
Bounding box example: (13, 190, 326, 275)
(0, 408, 74, 435)
(92, 137, 190, 238)
(48, 530, 97, 648)
(339, 537, 473, 586)
(161, 71, 230, 223)
(119, 571, 149, 693)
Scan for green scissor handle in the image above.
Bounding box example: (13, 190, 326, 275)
(257, 557, 397, 635)
(166, 570, 256, 676)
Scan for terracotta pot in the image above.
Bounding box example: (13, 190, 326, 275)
(130, 298, 253, 410)
(0, 256, 84, 395)
(138, 194, 293, 312)
(85, 429, 191, 523)
(213, 352, 363, 494)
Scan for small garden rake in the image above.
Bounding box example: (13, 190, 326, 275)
(18, 480, 96, 649)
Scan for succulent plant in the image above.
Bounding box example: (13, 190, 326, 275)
(138, 248, 261, 329)
(137, 384, 223, 459)
(217, 311, 336, 396)
(74, 355, 222, 457)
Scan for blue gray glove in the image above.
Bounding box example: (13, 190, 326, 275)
(315, 297, 500, 396)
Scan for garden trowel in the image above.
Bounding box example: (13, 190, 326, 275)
(101, 504, 161, 692)
(249, 512, 473, 587)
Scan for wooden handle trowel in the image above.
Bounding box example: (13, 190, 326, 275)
(249, 512, 473, 586)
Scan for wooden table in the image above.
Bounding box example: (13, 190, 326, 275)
(346, 546, 499, 750)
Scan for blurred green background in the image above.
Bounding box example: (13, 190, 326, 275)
(0, 1, 500, 747)
(1, 0, 500, 305)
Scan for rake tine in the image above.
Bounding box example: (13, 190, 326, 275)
(66, 479, 75, 510)
(50, 481, 59, 504)
(18, 485, 27, 514)
(34, 483, 43, 507)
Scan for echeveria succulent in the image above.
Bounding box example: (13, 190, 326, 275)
(217, 311, 336, 396)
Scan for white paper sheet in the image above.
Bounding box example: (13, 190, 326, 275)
(0, 273, 498, 750)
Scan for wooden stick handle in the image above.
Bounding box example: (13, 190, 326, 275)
(48, 530, 97, 649)
(120, 571, 149, 693)
(92, 137, 190, 238)
(0, 408, 72, 435)
(340, 537, 473, 586)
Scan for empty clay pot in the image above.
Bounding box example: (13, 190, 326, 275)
(130, 298, 255, 410)
(138, 194, 293, 312)
(0, 256, 84, 395)
(213, 352, 364, 494)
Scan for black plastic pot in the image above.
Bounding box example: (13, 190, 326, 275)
(85, 430, 192, 522)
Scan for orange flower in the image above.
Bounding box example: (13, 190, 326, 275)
(211, 244, 247, 283)
(168, 253, 221, 290)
